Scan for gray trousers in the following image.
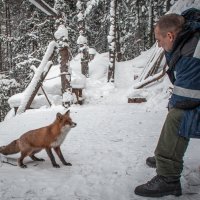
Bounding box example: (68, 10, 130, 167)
(155, 108, 189, 177)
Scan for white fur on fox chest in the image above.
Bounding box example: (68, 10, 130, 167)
(50, 126, 71, 147)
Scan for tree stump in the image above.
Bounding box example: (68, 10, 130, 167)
(72, 88, 83, 105)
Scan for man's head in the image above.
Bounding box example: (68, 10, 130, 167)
(154, 14, 185, 52)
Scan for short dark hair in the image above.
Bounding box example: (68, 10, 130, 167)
(155, 14, 185, 36)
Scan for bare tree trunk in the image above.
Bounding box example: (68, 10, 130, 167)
(135, 0, 141, 55)
(107, 0, 116, 82)
(148, 0, 154, 48)
(115, 0, 122, 62)
(5, 0, 12, 70)
(77, 0, 89, 78)
(54, 0, 73, 107)
(165, 0, 171, 12)
(116, 25, 122, 62)
(0, 0, 3, 72)
(0, 21, 2, 72)
(80, 48, 89, 77)
(59, 46, 71, 93)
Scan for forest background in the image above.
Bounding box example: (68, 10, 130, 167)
(0, 0, 177, 120)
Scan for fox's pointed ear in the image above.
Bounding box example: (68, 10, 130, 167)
(56, 112, 62, 120)
(65, 110, 70, 115)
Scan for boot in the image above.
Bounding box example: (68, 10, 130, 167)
(134, 175, 182, 197)
(146, 156, 156, 168)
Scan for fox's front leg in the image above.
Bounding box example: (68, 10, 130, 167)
(45, 148, 60, 168)
(54, 146, 72, 166)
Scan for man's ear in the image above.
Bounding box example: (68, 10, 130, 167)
(56, 113, 62, 120)
(167, 32, 175, 42)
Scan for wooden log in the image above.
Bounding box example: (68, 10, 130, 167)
(128, 98, 147, 103)
(134, 63, 168, 89)
(23, 63, 53, 111)
(29, 0, 57, 16)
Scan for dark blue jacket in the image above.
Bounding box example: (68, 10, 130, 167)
(165, 11, 200, 138)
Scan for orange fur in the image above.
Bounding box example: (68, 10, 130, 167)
(0, 110, 76, 168)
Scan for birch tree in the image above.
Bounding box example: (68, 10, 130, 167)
(107, 0, 116, 82)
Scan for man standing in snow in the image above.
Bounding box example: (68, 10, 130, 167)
(134, 9, 200, 197)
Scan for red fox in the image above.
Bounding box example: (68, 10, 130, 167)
(0, 110, 76, 168)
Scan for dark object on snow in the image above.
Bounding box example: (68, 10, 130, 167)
(128, 98, 147, 103)
(134, 175, 182, 197)
(146, 156, 156, 168)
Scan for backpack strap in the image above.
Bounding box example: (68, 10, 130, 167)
(181, 8, 200, 22)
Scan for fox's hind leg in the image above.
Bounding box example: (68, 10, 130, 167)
(29, 149, 44, 162)
(30, 155, 45, 162)
(18, 152, 27, 168)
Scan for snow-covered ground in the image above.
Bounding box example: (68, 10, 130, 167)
(1, 1, 200, 199)
(1, 49, 200, 200)
(1, 94, 200, 200)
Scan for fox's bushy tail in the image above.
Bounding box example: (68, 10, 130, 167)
(0, 140, 20, 155)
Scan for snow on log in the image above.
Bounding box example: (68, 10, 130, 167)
(17, 41, 57, 114)
(29, 0, 57, 16)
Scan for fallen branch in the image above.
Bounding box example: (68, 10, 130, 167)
(2, 161, 17, 166)
(0, 155, 17, 167)
(134, 64, 168, 89)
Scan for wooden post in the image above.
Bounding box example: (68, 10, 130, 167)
(59, 46, 71, 93)
(77, 0, 90, 78)
(40, 85, 52, 106)
(80, 44, 90, 78)
(54, 16, 72, 107)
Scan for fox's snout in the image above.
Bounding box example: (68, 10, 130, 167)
(71, 122, 77, 128)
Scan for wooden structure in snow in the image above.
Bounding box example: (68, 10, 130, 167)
(128, 43, 167, 103)
(136, 45, 165, 84)
(16, 0, 82, 114)
(29, 0, 57, 16)
(17, 41, 57, 114)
